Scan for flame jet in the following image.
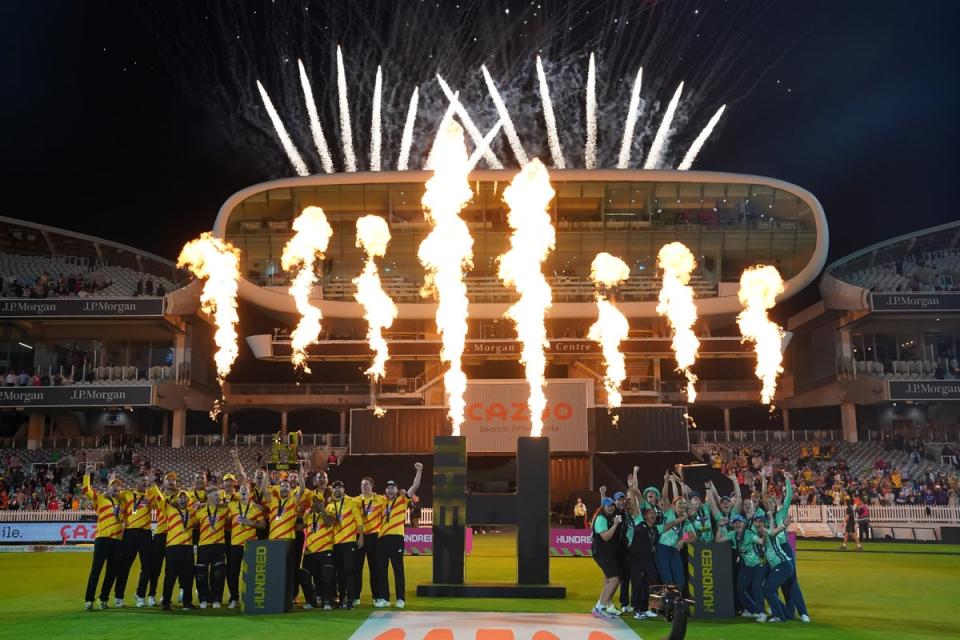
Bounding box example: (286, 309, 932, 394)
(418, 120, 475, 436)
(281, 207, 333, 373)
(656, 242, 700, 401)
(588, 253, 631, 411)
(354, 215, 398, 380)
(177, 233, 241, 383)
(737, 265, 786, 405)
(498, 160, 556, 437)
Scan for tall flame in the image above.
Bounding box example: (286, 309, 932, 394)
(656, 242, 700, 401)
(737, 265, 786, 405)
(588, 253, 631, 410)
(281, 207, 333, 373)
(498, 160, 556, 437)
(418, 120, 474, 436)
(177, 233, 241, 383)
(354, 215, 398, 380)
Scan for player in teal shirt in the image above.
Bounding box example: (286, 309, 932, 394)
(654, 497, 697, 592)
(717, 514, 765, 617)
(755, 513, 790, 622)
(762, 472, 810, 622)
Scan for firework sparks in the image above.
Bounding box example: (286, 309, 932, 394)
(535, 56, 565, 169)
(656, 242, 700, 401)
(644, 81, 684, 169)
(370, 65, 383, 171)
(435, 74, 503, 169)
(256, 80, 308, 176)
(616, 66, 643, 169)
(481, 65, 528, 165)
(584, 52, 598, 170)
(297, 59, 335, 174)
(336, 45, 357, 172)
(498, 159, 556, 437)
(418, 120, 475, 436)
(737, 265, 786, 405)
(354, 215, 398, 381)
(678, 105, 726, 171)
(588, 253, 631, 410)
(397, 86, 419, 171)
(281, 207, 333, 373)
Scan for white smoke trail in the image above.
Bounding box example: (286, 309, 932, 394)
(256, 80, 309, 176)
(370, 66, 383, 171)
(425, 92, 459, 170)
(616, 67, 644, 169)
(535, 56, 566, 170)
(336, 45, 357, 172)
(466, 120, 503, 172)
(297, 59, 334, 174)
(480, 65, 528, 165)
(677, 104, 726, 171)
(435, 74, 503, 169)
(644, 81, 684, 169)
(281, 207, 333, 373)
(585, 53, 598, 170)
(397, 86, 419, 171)
(737, 265, 786, 405)
(588, 253, 631, 412)
(177, 233, 241, 383)
(418, 120, 475, 436)
(354, 215, 398, 380)
(498, 160, 556, 437)
(656, 242, 700, 401)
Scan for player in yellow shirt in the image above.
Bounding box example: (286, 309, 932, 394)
(326, 480, 364, 609)
(144, 472, 177, 606)
(355, 476, 385, 606)
(220, 472, 240, 547)
(373, 462, 423, 609)
(196, 485, 230, 608)
(188, 472, 208, 548)
(260, 466, 306, 610)
(114, 474, 154, 608)
(82, 469, 125, 610)
(300, 491, 334, 609)
(156, 489, 198, 611)
(225, 481, 267, 608)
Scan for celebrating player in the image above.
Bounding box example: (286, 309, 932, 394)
(195, 484, 229, 608)
(356, 476, 384, 606)
(373, 462, 423, 609)
(327, 479, 363, 609)
(82, 468, 125, 610)
(225, 481, 266, 608)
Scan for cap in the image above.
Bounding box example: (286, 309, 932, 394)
(730, 515, 745, 524)
(222, 473, 237, 482)
(385, 480, 398, 487)
(165, 472, 177, 480)
(613, 492, 626, 501)
(753, 514, 767, 522)
(690, 491, 701, 499)
(331, 480, 344, 489)
(720, 494, 733, 502)
(601, 497, 615, 507)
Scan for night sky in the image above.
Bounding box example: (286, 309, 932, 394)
(2, 0, 959, 316)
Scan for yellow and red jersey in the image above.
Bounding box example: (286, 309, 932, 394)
(188, 488, 208, 510)
(220, 489, 240, 508)
(379, 493, 410, 537)
(358, 494, 385, 536)
(326, 495, 362, 545)
(228, 500, 265, 547)
(160, 499, 197, 547)
(119, 489, 153, 531)
(303, 509, 334, 554)
(265, 488, 300, 540)
(83, 475, 124, 540)
(147, 485, 174, 534)
(197, 503, 230, 546)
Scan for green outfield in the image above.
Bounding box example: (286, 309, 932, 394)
(0, 535, 958, 640)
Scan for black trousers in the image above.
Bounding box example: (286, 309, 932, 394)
(628, 551, 660, 611)
(617, 550, 630, 607)
(281, 539, 297, 609)
(85, 537, 122, 602)
(303, 551, 336, 605)
(227, 545, 244, 603)
(356, 532, 378, 600)
(148, 533, 166, 597)
(115, 528, 152, 599)
(333, 542, 358, 603)
(196, 543, 226, 604)
(162, 544, 194, 606)
(375, 534, 406, 601)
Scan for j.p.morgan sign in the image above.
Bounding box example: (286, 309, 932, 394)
(870, 292, 960, 312)
(0, 386, 154, 408)
(0, 297, 164, 318)
(888, 380, 960, 401)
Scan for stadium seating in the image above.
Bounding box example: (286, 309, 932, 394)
(839, 248, 960, 292)
(0, 251, 179, 298)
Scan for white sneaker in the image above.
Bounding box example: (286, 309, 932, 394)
(756, 613, 767, 622)
(303, 603, 313, 610)
(741, 611, 757, 618)
(199, 601, 208, 609)
(622, 605, 635, 614)
(644, 610, 658, 619)
(228, 600, 238, 609)
(768, 616, 782, 623)
(800, 614, 812, 623)
(374, 599, 387, 608)
(396, 599, 405, 609)
(323, 604, 332, 611)
(84, 601, 93, 611)
(604, 604, 622, 615)
(114, 598, 125, 608)
(352, 598, 361, 607)
(632, 611, 645, 620)
(136, 597, 145, 608)
(98, 600, 109, 610)
(147, 596, 156, 607)
(212, 601, 221, 609)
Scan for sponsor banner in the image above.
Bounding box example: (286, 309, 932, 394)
(549, 528, 593, 557)
(0, 544, 94, 553)
(0, 297, 165, 318)
(242, 539, 288, 614)
(0, 522, 98, 544)
(687, 542, 736, 619)
(349, 612, 637, 640)
(0, 385, 154, 408)
(461, 380, 590, 453)
(404, 527, 473, 556)
(888, 380, 960, 401)
(870, 292, 960, 312)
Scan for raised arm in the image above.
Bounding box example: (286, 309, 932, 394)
(729, 473, 742, 510)
(598, 514, 622, 542)
(259, 468, 271, 498)
(233, 449, 246, 481)
(599, 485, 607, 501)
(661, 472, 670, 502)
(407, 462, 424, 498)
(82, 470, 96, 500)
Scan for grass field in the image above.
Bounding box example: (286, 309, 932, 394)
(1, 534, 958, 640)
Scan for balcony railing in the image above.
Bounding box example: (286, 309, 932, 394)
(690, 429, 843, 444)
(227, 383, 369, 396)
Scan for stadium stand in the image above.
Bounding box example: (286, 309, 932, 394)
(0, 251, 178, 298)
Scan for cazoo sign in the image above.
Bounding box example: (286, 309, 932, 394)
(0, 522, 98, 544)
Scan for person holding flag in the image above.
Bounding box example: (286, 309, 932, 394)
(373, 462, 423, 609)
(82, 467, 125, 610)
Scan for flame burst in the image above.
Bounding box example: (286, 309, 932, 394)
(177, 233, 241, 383)
(281, 207, 333, 373)
(354, 215, 398, 380)
(656, 242, 700, 401)
(737, 265, 786, 405)
(588, 253, 631, 411)
(418, 120, 474, 436)
(498, 160, 556, 437)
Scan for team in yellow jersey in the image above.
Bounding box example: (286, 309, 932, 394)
(82, 470, 124, 610)
(114, 475, 154, 607)
(373, 463, 423, 608)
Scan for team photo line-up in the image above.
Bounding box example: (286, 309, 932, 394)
(81, 455, 423, 612)
(589, 467, 811, 624)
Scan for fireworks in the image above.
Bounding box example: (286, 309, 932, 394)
(678, 105, 727, 171)
(498, 159, 556, 437)
(418, 119, 475, 436)
(177, 233, 241, 383)
(281, 206, 333, 373)
(354, 215, 398, 381)
(617, 66, 644, 169)
(737, 265, 786, 405)
(644, 82, 684, 169)
(656, 242, 700, 402)
(588, 253, 631, 411)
